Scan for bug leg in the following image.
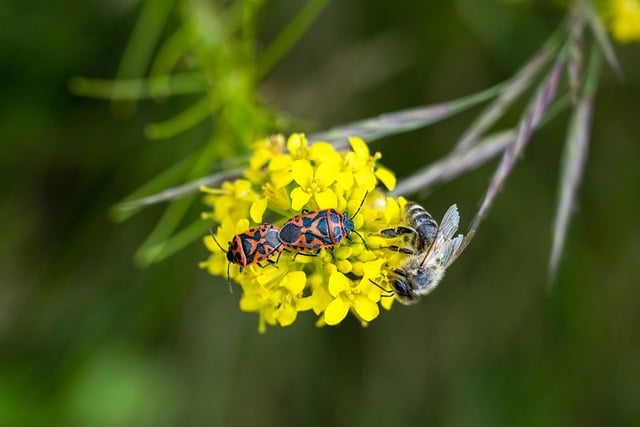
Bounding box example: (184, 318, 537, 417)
(257, 259, 279, 269)
(292, 250, 320, 261)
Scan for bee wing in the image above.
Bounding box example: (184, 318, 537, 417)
(420, 204, 460, 267)
(441, 234, 464, 267)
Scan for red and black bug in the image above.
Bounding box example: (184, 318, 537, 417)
(209, 224, 284, 288)
(278, 193, 368, 252)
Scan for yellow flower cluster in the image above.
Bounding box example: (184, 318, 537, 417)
(200, 134, 405, 332)
(608, 0, 640, 42)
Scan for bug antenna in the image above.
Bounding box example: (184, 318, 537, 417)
(350, 191, 369, 219)
(209, 228, 227, 253)
(352, 230, 369, 250)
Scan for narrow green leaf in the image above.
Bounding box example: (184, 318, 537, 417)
(136, 218, 212, 266)
(144, 96, 217, 140)
(111, 168, 244, 218)
(68, 73, 208, 100)
(256, 0, 330, 79)
(113, 0, 177, 113)
(134, 137, 224, 266)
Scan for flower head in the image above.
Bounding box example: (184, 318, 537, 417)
(201, 133, 403, 331)
(608, 0, 640, 43)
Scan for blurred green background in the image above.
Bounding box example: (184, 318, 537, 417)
(2, 0, 640, 426)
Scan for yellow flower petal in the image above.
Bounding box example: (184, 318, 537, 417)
(314, 189, 338, 210)
(309, 142, 342, 164)
(353, 295, 379, 321)
(264, 183, 291, 211)
(314, 162, 339, 188)
(375, 166, 397, 190)
(361, 258, 384, 278)
(323, 262, 338, 276)
(348, 136, 370, 159)
(234, 218, 250, 234)
(335, 171, 354, 191)
(328, 271, 350, 296)
(336, 259, 352, 273)
(354, 169, 377, 192)
(384, 196, 401, 224)
(268, 155, 292, 172)
(296, 296, 315, 312)
(381, 293, 395, 310)
(282, 271, 306, 294)
(324, 297, 350, 325)
(203, 234, 222, 254)
(249, 198, 267, 223)
(270, 170, 293, 188)
(287, 133, 307, 155)
(309, 279, 334, 314)
(249, 147, 272, 171)
(292, 159, 313, 187)
(276, 304, 297, 327)
(233, 180, 254, 200)
(239, 293, 262, 312)
(333, 246, 353, 259)
(291, 187, 312, 210)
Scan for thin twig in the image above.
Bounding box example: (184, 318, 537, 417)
(548, 47, 601, 287)
(308, 79, 512, 149)
(580, 0, 622, 77)
(461, 55, 566, 254)
(113, 168, 244, 213)
(392, 130, 515, 197)
(454, 23, 565, 152)
(568, 1, 585, 105)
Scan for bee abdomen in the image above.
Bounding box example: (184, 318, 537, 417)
(405, 202, 438, 248)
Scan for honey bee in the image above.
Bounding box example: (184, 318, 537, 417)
(378, 203, 464, 305)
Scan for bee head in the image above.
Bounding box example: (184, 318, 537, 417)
(391, 278, 419, 305)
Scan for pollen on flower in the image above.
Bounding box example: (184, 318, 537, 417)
(200, 133, 405, 332)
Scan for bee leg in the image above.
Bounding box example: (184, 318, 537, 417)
(368, 279, 394, 296)
(379, 245, 415, 255)
(390, 268, 408, 277)
(377, 226, 418, 239)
